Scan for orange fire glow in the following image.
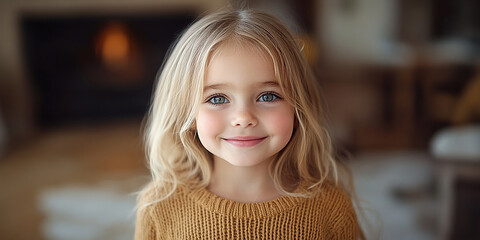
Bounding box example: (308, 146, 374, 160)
(97, 23, 131, 67)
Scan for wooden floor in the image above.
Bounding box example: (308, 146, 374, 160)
(0, 121, 150, 240)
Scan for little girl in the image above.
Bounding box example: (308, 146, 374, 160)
(136, 8, 362, 239)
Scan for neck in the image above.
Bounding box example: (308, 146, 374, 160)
(208, 156, 282, 203)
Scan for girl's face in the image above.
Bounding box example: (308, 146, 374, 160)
(196, 43, 294, 168)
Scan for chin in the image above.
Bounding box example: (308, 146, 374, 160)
(223, 155, 274, 168)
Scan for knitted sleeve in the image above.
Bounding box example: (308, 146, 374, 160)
(134, 183, 161, 240)
(135, 203, 157, 240)
(328, 186, 360, 240)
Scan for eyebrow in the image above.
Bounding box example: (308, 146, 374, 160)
(260, 81, 280, 87)
(204, 80, 279, 91)
(204, 83, 229, 91)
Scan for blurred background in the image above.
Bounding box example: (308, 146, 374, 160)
(0, 0, 479, 239)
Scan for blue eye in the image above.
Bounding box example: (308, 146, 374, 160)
(208, 95, 229, 105)
(258, 93, 279, 102)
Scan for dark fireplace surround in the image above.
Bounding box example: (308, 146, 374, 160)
(21, 12, 195, 127)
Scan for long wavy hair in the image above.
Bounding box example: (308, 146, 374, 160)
(143, 8, 339, 201)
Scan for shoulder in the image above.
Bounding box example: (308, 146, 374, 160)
(310, 181, 361, 239)
(305, 181, 355, 214)
(317, 181, 352, 205)
(135, 182, 188, 240)
(136, 181, 188, 215)
(319, 181, 356, 217)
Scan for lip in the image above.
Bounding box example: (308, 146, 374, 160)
(222, 136, 267, 147)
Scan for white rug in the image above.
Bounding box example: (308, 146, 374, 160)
(38, 181, 140, 240)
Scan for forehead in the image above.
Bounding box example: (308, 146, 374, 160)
(209, 38, 272, 65)
(205, 41, 276, 87)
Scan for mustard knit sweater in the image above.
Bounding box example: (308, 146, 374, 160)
(135, 182, 359, 239)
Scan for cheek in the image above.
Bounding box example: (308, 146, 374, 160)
(196, 109, 224, 141)
(265, 106, 295, 140)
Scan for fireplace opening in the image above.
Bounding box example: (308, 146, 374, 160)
(21, 12, 195, 128)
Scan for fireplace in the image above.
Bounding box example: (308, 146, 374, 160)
(21, 12, 195, 127)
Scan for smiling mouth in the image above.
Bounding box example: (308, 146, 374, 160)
(222, 136, 267, 147)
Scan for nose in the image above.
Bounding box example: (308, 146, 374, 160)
(230, 105, 258, 127)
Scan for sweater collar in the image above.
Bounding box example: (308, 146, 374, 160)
(185, 184, 307, 218)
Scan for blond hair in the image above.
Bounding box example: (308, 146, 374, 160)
(144, 8, 339, 201)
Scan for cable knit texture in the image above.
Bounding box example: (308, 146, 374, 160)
(135, 182, 359, 239)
